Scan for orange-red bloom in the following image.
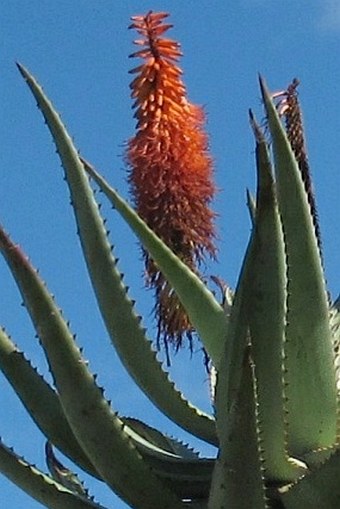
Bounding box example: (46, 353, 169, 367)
(126, 11, 217, 350)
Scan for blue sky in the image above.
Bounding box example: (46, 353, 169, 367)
(1, 1, 340, 508)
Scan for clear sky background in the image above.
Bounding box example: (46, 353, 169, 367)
(1, 1, 340, 508)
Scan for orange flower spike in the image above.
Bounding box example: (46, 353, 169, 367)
(126, 11, 217, 351)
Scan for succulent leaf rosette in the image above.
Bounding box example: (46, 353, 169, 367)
(1, 10, 340, 509)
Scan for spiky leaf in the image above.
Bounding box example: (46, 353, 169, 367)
(247, 116, 306, 480)
(261, 77, 337, 454)
(81, 157, 228, 366)
(16, 63, 217, 446)
(0, 228, 184, 508)
(0, 440, 107, 509)
(209, 349, 267, 509)
(280, 448, 340, 509)
(45, 442, 88, 498)
(0, 325, 99, 479)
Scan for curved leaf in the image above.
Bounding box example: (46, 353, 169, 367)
(124, 417, 200, 459)
(81, 157, 228, 367)
(16, 63, 217, 446)
(0, 326, 99, 479)
(0, 228, 184, 508)
(0, 324, 212, 501)
(45, 442, 88, 498)
(0, 440, 108, 509)
(280, 448, 340, 509)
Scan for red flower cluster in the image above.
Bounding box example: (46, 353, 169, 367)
(126, 11, 217, 351)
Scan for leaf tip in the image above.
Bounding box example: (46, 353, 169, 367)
(16, 61, 27, 78)
(249, 109, 264, 143)
(258, 74, 273, 110)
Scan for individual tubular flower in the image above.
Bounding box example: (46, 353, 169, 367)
(126, 11, 217, 352)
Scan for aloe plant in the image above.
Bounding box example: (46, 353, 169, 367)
(2, 11, 340, 509)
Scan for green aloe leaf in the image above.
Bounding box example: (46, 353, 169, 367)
(123, 418, 199, 459)
(0, 229, 184, 508)
(0, 251, 212, 472)
(147, 457, 213, 501)
(216, 222, 254, 419)
(209, 349, 267, 509)
(330, 303, 340, 437)
(261, 77, 337, 454)
(16, 63, 217, 446)
(246, 188, 256, 225)
(0, 440, 108, 509)
(0, 320, 212, 501)
(0, 325, 99, 479)
(247, 116, 306, 481)
(112, 417, 213, 500)
(300, 446, 334, 469)
(45, 442, 88, 498)
(128, 438, 213, 501)
(81, 157, 228, 367)
(280, 448, 340, 509)
(330, 300, 340, 350)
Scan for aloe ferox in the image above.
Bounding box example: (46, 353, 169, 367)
(1, 10, 340, 509)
